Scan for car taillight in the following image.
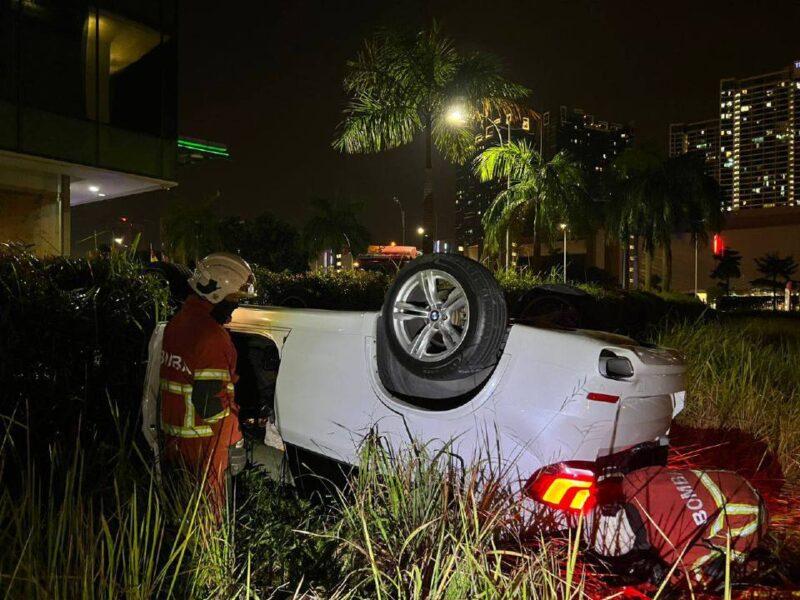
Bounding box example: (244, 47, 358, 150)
(525, 461, 597, 513)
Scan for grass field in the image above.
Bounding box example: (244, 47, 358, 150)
(659, 315, 800, 483)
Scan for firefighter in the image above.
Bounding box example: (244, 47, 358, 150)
(586, 466, 768, 588)
(159, 252, 258, 506)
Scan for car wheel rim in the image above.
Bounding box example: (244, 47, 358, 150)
(391, 269, 469, 362)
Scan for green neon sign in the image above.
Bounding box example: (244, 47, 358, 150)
(178, 138, 230, 157)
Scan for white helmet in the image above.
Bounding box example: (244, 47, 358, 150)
(188, 252, 256, 304)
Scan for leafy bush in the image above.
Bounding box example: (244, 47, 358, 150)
(0, 245, 169, 473)
(251, 264, 708, 340)
(233, 471, 340, 593)
(253, 266, 391, 310)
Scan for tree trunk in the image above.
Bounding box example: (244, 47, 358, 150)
(422, 117, 434, 253)
(662, 244, 673, 292)
(632, 234, 640, 290)
(531, 205, 541, 271)
(620, 230, 629, 290)
(644, 250, 652, 291)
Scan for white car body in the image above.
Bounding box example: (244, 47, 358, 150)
(143, 305, 686, 492)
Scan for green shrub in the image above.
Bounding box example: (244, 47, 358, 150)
(252, 266, 391, 310)
(233, 470, 340, 593)
(250, 264, 708, 340)
(0, 245, 169, 478)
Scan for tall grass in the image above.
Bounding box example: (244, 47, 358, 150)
(328, 439, 587, 599)
(659, 316, 800, 481)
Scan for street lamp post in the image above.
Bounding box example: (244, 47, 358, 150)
(694, 237, 698, 297)
(559, 223, 568, 283)
(692, 219, 705, 297)
(393, 196, 405, 246)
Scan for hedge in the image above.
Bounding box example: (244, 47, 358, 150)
(0, 245, 169, 474)
(253, 265, 710, 340)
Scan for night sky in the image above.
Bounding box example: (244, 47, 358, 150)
(74, 0, 800, 250)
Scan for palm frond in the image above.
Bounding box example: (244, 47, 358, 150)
(480, 186, 530, 252)
(473, 139, 539, 183)
(333, 94, 422, 153)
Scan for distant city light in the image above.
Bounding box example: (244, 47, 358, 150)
(416, 226, 425, 235)
(113, 237, 124, 245)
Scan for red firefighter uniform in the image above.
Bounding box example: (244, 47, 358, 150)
(622, 466, 768, 581)
(159, 294, 243, 497)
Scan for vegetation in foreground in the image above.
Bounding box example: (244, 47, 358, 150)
(3, 247, 800, 597)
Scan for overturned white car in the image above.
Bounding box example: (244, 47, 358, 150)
(144, 254, 685, 513)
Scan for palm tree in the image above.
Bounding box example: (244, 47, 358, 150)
(608, 149, 722, 291)
(474, 140, 585, 257)
(711, 247, 742, 295)
(303, 197, 371, 265)
(752, 252, 798, 310)
(161, 195, 221, 265)
(333, 21, 528, 246)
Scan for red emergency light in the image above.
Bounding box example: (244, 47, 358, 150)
(712, 234, 724, 256)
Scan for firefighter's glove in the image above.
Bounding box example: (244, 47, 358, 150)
(229, 439, 246, 477)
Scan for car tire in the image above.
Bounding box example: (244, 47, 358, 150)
(377, 254, 507, 400)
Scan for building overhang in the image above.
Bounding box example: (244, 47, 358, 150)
(0, 149, 177, 205)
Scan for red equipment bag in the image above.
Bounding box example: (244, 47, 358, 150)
(621, 466, 768, 582)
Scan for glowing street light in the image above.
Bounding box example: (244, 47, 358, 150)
(416, 226, 425, 236)
(113, 237, 124, 245)
(445, 105, 467, 126)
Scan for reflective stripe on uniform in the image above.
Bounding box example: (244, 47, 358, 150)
(194, 369, 231, 381)
(689, 470, 762, 574)
(693, 470, 761, 540)
(160, 380, 192, 394)
(161, 422, 213, 437)
(203, 407, 231, 424)
(160, 371, 233, 438)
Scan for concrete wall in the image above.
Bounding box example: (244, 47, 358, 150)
(0, 171, 69, 256)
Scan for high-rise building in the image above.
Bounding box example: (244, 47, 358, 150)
(668, 119, 719, 178)
(542, 106, 633, 176)
(454, 107, 632, 253)
(454, 112, 540, 254)
(719, 62, 800, 211)
(0, 1, 178, 256)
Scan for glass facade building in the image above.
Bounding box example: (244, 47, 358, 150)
(668, 119, 719, 180)
(671, 62, 800, 212)
(0, 0, 178, 256)
(0, 0, 177, 180)
(719, 63, 800, 211)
